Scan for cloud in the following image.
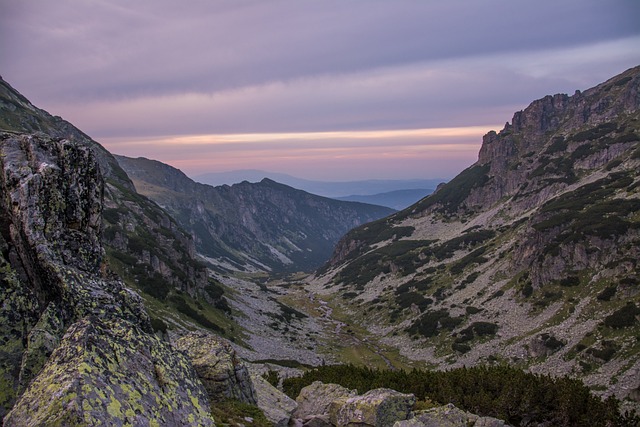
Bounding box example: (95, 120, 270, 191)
(2, 0, 639, 103)
(98, 125, 491, 180)
(1, 0, 639, 180)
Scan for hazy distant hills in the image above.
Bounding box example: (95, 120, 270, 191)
(116, 156, 395, 273)
(335, 188, 434, 210)
(314, 65, 640, 402)
(194, 169, 444, 199)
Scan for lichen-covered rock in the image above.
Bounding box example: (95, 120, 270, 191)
(293, 381, 357, 420)
(173, 331, 257, 404)
(251, 373, 297, 427)
(0, 132, 217, 425)
(4, 316, 214, 426)
(329, 388, 416, 427)
(396, 404, 507, 427)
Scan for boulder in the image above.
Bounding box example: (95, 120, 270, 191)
(293, 381, 357, 420)
(4, 317, 214, 426)
(329, 388, 415, 427)
(397, 404, 507, 427)
(173, 331, 257, 404)
(251, 373, 297, 427)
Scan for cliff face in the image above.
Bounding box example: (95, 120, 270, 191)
(116, 155, 395, 273)
(317, 66, 640, 402)
(0, 132, 214, 424)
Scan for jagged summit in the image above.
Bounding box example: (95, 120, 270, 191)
(315, 65, 640, 403)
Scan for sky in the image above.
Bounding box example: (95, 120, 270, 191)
(1, 1, 639, 181)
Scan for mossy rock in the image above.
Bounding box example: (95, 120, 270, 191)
(4, 317, 214, 426)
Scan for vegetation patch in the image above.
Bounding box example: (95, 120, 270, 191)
(603, 303, 640, 328)
(596, 285, 617, 301)
(406, 309, 462, 338)
(210, 399, 271, 427)
(587, 340, 619, 362)
(282, 364, 638, 427)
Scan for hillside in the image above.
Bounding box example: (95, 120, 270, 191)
(116, 155, 394, 273)
(311, 66, 640, 403)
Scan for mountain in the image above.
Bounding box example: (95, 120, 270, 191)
(335, 188, 434, 210)
(115, 155, 395, 273)
(195, 169, 444, 198)
(311, 66, 640, 404)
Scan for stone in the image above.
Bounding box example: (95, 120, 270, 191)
(409, 404, 507, 427)
(251, 374, 297, 427)
(293, 380, 357, 420)
(302, 414, 334, 427)
(173, 331, 257, 404)
(329, 388, 415, 427)
(4, 317, 214, 426)
(412, 403, 468, 427)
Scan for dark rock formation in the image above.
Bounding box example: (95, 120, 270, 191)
(0, 132, 214, 424)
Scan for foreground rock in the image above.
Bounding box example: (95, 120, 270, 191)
(5, 317, 214, 426)
(394, 403, 507, 427)
(251, 374, 298, 427)
(173, 331, 257, 405)
(293, 381, 358, 426)
(329, 388, 416, 427)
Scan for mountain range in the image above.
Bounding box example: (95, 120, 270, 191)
(115, 155, 393, 273)
(195, 169, 443, 199)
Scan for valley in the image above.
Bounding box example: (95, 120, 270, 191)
(1, 64, 640, 425)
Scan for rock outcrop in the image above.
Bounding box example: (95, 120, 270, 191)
(5, 317, 214, 426)
(294, 381, 358, 420)
(0, 76, 209, 314)
(328, 388, 415, 427)
(173, 331, 257, 404)
(0, 132, 216, 424)
(394, 403, 507, 427)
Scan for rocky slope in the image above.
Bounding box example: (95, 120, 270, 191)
(311, 66, 640, 403)
(116, 155, 394, 273)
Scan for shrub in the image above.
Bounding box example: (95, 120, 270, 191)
(597, 285, 617, 301)
(559, 276, 580, 287)
(603, 303, 640, 328)
(150, 317, 168, 333)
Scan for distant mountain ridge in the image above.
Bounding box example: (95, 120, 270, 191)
(335, 188, 434, 210)
(194, 169, 444, 198)
(116, 155, 395, 273)
(312, 65, 640, 404)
